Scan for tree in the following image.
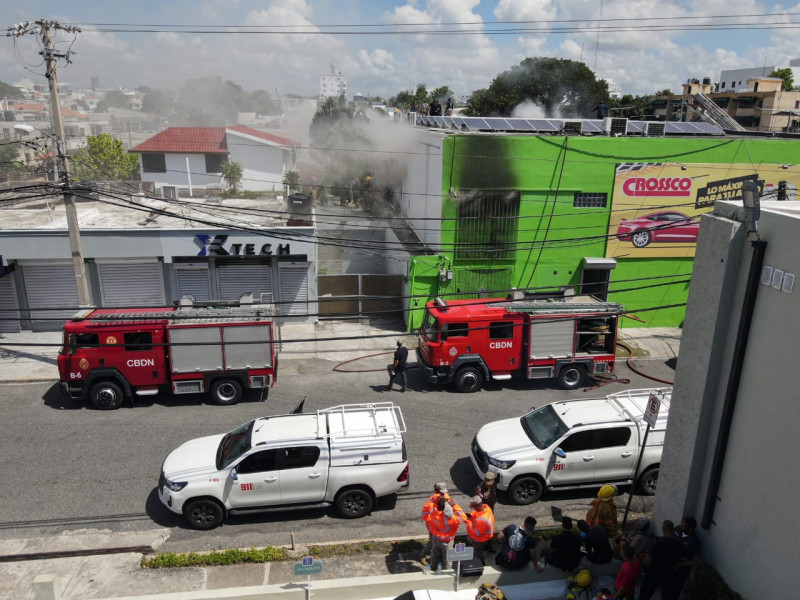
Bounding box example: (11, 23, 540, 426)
(0, 143, 27, 182)
(138, 86, 176, 116)
(465, 57, 607, 118)
(96, 89, 130, 112)
(430, 86, 454, 103)
(70, 134, 140, 181)
(769, 68, 794, 91)
(220, 160, 243, 193)
(282, 169, 302, 194)
(0, 80, 24, 100)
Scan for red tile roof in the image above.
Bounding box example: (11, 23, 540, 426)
(130, 127, 229, 154)
(227, 125, 300, 148)
(62, 108, 87, 119)
(12, 103, 47, 112)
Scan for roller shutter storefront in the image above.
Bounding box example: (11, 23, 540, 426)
(216, 262, 273, 303)
(175, 265, 211, 303)
(0, 275, 20, 333)
(22, 263, 78, 330)
(279, 264, 309, 316)
(98, 262, 166, 307)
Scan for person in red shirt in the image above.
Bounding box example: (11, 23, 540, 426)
(614, 544, 641, 599)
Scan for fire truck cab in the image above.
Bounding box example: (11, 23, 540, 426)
(416, 294, 623, 392)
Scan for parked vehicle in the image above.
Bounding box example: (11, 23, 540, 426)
(615, 211, 700, 248)
(470, 388, 671, 504)
(159, 402, 410, 529)
(58, 302, 278, 410)
(416, 294, 624, 392)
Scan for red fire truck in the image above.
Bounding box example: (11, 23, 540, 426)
(58, 303, 278, 410)
(416, 294, 624, 392)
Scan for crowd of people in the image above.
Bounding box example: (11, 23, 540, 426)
(409, 97, 455, 117)
(420, 480, 703, 600)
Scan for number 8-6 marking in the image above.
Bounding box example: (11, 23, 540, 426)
(70, 372, 83, 379)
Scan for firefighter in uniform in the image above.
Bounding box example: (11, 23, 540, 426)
(423, 496, 465, 570)
(464, 495, 495, 564)
(420, 482, 451, 566)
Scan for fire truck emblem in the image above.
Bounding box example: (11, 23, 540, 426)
(79, 358, 89, 370)
(106, 336, 117, 345)
(449, 347, 457, 357)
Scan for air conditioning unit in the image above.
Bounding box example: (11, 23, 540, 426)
(644, 122, 666, 137)
(562, 120, 583, 135)
(603, 117, 629, 136)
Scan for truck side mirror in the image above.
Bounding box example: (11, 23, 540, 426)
(229, 468, 238, 481)
(554, 448, 567, 459)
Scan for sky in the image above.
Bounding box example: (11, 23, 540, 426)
(1, 0, 800, 101)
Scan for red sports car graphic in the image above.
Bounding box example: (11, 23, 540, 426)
(615, 211, 700, 248)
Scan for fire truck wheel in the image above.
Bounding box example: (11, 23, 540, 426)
(335, 487, 373, 518)
(637, 466, 659, 496)
(557, 365, 586, 390)
(454, 366, 484, 393)
(508, 476, 543, 504)
(89, 381, 124, 410)
(210, 379, 243, 405)
(183, 498, 224, 530)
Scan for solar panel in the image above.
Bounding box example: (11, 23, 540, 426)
(665, 122, 707, 135)
(504, 118, 536, 131)
(492, 118, 514, 130)
(527, 119, 560, 132)
(451, 117, 468, 129)
(442, 116, 455, 128)
(692, 122, 724, 135)
(626, 121, 646, 133)
(462, 117, 491, 129)
(581, 120, 603, 132)
(432, 116, 445, 127)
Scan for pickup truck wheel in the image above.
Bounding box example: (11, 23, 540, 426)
(637, 466, 659, 496)
(89, 381, 124, 410)
(557, 365, 586, 390)
(335, 488, 373, 518)
(508, 476, 543, 505)
(183, 498, 224, 530)
(454, 366, 483, 393)
(210, 379, 243, 406)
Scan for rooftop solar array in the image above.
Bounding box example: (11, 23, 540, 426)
(411, 115, 724, 136)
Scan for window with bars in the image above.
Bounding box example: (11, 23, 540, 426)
(454, 190, 520, 261)
(573, 192, 608, 208)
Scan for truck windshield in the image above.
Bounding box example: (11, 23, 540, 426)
(217, 420, 254, 470)
(520, 405, 569, 450)
(422, 311, 439, 342)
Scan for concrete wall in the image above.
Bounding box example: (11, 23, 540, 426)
(228, 133, 290, 192)
(401, 132, 445, 249)
(656, 200, 800, 598)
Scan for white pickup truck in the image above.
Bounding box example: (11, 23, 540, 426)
(470, 388, 671, 504)
(159, 402, 409, 529)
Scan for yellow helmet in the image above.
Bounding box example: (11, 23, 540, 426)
(598, 484, 616, 500)
(573, 569, 592, 588)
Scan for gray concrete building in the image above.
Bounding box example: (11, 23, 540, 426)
(656, 198, 800, 598)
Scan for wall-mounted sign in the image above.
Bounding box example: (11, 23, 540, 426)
(195, 234, 290, 257)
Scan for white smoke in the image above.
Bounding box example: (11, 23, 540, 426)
(511, 99, 561, 119)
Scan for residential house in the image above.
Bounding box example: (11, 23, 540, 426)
(130, 126, 300, 197)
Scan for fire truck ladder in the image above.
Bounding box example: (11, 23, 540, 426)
(489, 299, 625, 316)
(691, 94, 746, 132)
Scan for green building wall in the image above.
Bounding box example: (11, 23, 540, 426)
(406, 134, 800, 330)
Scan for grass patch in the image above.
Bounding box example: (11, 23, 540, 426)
(142, 546, 288, 569)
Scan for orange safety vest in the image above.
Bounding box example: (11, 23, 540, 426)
(424, 504, 463, 542)
(421, 492, 451, 520)
(466, 505, 495, 543)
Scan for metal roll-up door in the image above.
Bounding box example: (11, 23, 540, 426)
(0, 275, 21, 333)
(175, 266, 211, 303)
(216, 263, 273, 303)
(98, 262, 166, 307)
(279, 265, 309, 316)
(23, 263, 78, 328)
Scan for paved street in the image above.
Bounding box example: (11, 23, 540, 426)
(0, 354, 673, 554)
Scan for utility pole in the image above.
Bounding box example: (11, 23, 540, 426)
(7, 20, 90, 306)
